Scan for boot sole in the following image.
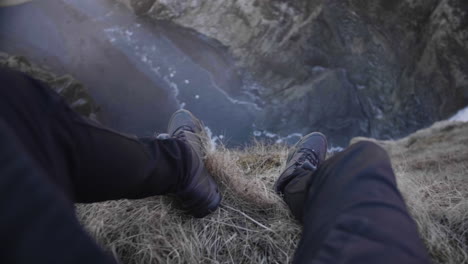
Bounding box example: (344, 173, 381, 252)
(168, 109, 209, 153)
(287, 132, 328, 162)
(168, 109, 204, 135)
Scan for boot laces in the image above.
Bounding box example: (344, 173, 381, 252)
(173, 125, 195, 142)
(295, 148, 319, 170)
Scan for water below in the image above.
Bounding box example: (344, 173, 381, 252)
(0, 0, 270, 146)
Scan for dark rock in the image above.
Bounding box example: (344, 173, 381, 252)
(117, 0, 468, 144)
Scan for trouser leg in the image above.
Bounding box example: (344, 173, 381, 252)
(292, 141, 430, 263)
(65, 117, 191, 203)
(0, 119, 118, 264)
(0, 67, 190, 203)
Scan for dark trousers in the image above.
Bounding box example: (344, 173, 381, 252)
(0, 67, 192, 202)
(0, 68, 430, 263)
(292, 142, 430, 263)
(0, 68, 190, 263)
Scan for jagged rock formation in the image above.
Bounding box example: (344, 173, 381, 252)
(0, 53, 99, 119)
(116, 0, 467, 145)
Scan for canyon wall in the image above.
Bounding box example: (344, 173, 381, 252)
(118, 0, 467, 144)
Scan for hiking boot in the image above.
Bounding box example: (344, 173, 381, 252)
(168, 109, 221, 218)
(275, 132, 328, 221)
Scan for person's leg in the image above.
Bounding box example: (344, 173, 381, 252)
(292, 141, 430, 263)
(65, 117, 192, 202)
(0, 119, 117, 264)
(0, 67, 189, 202)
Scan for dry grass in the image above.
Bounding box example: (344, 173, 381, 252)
(77, 143, 301, 264)
(352, 121, 468, 264)
(77, 121, 468, 264)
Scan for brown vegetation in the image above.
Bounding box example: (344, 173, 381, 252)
(78, 121, 468, 264)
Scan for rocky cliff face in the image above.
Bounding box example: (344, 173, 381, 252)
(117, 0, 468, 145)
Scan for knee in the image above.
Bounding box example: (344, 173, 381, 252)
(348, 141, 387, 158)
(322, 140, 395, 182)
(331, 140, 392, 171)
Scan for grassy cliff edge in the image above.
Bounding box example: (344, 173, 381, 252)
(78, 121, 468, 264)
(2, 52, 466, 263)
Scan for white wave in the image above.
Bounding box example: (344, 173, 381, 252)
(450, 106, 468, 122)
(275, 133, 304, 144)
(328, 145, 344, 154)
(253, 130, 304, 145)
